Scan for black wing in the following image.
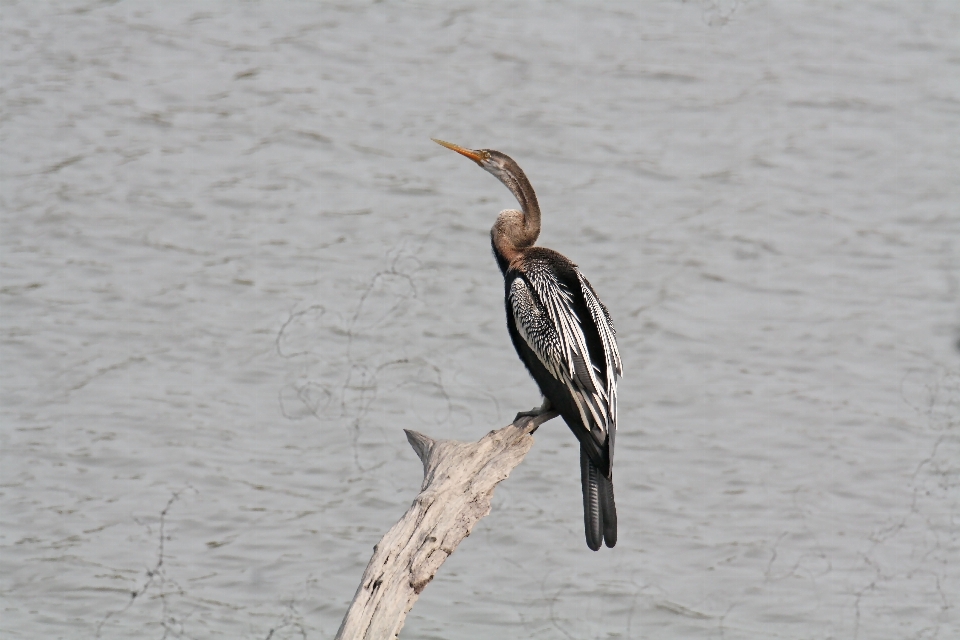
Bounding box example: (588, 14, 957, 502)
(506, 254, 620, 470)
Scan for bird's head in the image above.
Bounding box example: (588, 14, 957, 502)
(432, 138, 542, 259)
(431, 139, 523, 189)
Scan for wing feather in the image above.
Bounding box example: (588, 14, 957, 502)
(577, 272, 622, 435)
(508, 261, 617, 439)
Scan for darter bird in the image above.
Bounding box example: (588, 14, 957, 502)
(433, 139, 621, 550)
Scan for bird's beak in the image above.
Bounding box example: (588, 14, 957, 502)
(432, 138, 484, 165)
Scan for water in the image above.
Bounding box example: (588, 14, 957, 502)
(2, 2, 958, 638)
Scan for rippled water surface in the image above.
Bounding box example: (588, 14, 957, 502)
(2, 2, 959, 638)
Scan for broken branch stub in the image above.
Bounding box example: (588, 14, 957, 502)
(335, 411, 558, 640)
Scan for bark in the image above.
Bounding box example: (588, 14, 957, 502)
(335, 411, 559, 640)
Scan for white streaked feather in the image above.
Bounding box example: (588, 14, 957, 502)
(508, 260, 619, 437)
(577, 271, 622, 430)
(508, 278, 563, 379)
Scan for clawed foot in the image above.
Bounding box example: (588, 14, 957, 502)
(514, 398, 552, 422)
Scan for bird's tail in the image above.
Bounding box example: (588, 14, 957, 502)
(580, 446, 617, 551)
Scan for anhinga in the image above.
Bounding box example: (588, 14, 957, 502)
(433, 139, 622, 550)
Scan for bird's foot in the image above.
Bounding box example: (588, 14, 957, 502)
(514, 398, 552, 422)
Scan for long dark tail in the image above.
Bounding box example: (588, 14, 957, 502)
(580, 446, 617, 551)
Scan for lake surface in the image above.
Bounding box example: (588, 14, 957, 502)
(2, 1, 958, 638)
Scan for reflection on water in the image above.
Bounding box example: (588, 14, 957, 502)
(2, 2, 958, 638)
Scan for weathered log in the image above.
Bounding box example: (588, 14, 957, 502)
(335, 410, 559, 640)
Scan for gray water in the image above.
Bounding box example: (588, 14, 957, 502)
(2, 1, 959, 638)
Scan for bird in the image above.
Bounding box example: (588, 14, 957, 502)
(433, 138, 622, 550)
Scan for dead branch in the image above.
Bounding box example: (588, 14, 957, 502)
(335, 410, 559, 640)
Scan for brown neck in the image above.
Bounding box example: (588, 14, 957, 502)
(491, 208, 532, 274)
(494, 237, 522, 263)
(502, 168, 541, 247)
(492, 233, 521, 274)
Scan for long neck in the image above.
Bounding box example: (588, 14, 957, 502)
(503, 168, 541, 246)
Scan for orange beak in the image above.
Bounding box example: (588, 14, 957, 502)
(432, 138, 485, 164)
